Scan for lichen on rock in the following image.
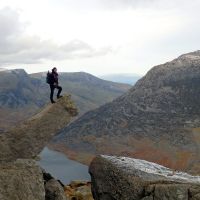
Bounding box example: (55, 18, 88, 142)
(89, 155, 200, 200)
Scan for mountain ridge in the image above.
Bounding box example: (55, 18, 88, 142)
(0, 69, 131, 131)
(51, 50, 200, 174)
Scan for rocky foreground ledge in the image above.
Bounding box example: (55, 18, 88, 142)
(89, 155, 200, 200)
(0, 95, 78, 200)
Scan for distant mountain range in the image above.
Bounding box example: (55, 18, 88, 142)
(31, 71, 131, 114)
(51, 51, 200, 174)
(0, 69, 47, 132)
(0, 70, 131, 132)
(100, 73, 141, 85)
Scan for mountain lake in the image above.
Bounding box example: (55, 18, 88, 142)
(38, 147, 90, 184)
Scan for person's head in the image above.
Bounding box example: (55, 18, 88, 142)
(52, 67, 57, 73)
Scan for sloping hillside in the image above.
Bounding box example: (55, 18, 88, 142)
(51, 51, 200, 174)
(0, 69, 47, 131)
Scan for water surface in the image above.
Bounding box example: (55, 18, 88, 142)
(38, 147, 90, 184)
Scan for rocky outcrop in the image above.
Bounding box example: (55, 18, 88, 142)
(89, 155, 200, 200)
(45, 179, 67, 200)
(0, 95, 77, 162)
(52, 51, 200, 173)
(0, 95, 77, 200)
(0, 159, 45, 200)
(44, 178, 94, 200)
(42, 170, 66, 200)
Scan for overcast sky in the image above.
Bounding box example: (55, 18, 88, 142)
(0, 0, 200, 75)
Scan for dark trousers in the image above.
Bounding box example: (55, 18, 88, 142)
(50, 84, 62, 102)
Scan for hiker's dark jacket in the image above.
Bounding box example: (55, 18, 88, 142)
(52, 72, 59, 85)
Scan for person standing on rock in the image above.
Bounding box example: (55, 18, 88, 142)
(47, 67, 63, 103)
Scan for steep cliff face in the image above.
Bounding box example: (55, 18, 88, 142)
(0, 96, 77, 200)
(89, 155, 200, 200)
(52, 51, 200, 173)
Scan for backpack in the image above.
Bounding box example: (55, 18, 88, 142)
(46, 71, 54, 84)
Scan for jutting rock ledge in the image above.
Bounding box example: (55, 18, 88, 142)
(89, 155, 200, 200)
(0, 95, 78, 161)
(0, 95, 78, 200)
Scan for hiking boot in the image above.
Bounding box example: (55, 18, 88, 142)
(51, 100, 56, 104)
(57, 95, 63, 99)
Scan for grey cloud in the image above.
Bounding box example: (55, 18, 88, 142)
(0, 7, 24, 38)
(59, 0, 188, 11)
(100, 0, 155, 9)
(61, 40, 112, 58)
(98, 0, 200, 10)
(61, 40, 93, 53)
(58, 0, 154, 11)
(0, 8, 112, 65)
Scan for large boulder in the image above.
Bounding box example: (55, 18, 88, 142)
(0, 159, 45, 200)
(89, 155, 200, 200)
(45, 179, 67, 200)
(43, 170, 67, 200)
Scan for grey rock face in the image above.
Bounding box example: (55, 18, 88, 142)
(42, 170, 67, 200)
(0, 95, 77, 162)
(89, 155, 200, 200)
(0, 159, 45, 200)
(45, 179, 67, 200)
